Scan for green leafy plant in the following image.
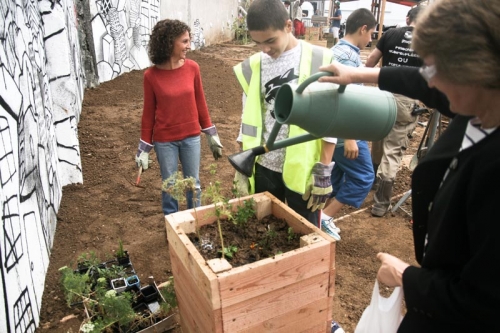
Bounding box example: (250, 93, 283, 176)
(163, 172, 201, 237)
(232, 198, 255, 229)
(202, 164, 234, 259)
(60, 252, 177, 333)
(159, 276, 178, 314)
(219, 245, 238, 259)
(230, 14, 249, 44)
(287, 227, 297, 242)
(116, 239, 126, 259)
(60, 266, 91, 306)
(259, 225, 278, 252)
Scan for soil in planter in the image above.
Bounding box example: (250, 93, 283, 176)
(188, 214, 305, 268)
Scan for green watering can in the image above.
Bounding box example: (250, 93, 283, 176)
(228, 72, 397, 177)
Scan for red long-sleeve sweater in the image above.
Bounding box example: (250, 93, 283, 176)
(140, 59, 213, 144)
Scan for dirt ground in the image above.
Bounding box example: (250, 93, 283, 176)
(37, 43, 429, 333)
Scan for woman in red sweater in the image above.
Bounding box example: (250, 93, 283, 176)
(135, 19, 223, 215)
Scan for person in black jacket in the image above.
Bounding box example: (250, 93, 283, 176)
(318, 0, 500, 332)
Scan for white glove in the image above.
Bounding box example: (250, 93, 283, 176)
(135, 139, 153, 170)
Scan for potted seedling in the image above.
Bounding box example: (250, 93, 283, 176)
(126, 275, 140, 290)
(60, 251, 178, 333)
(116, 239, 130, 266)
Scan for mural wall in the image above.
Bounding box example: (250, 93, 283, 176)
(0, 0, 237, 331)
(0, 0, 83, 331)
(90, 0, 159, 83)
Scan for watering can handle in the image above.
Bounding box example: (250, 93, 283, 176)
(295, 72, 347, 94)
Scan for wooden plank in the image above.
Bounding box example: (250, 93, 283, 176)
(240, 297, 332, 333)
(170, 249, 222, 333)
(165, 218, 221, 310)
(300, 232, 324, 247)
(328, 241, 336, 298)
(208, 258, 233, 274)
(221, 273, 330, 332)
(217, 240, 331, 308)
(270, 197, 319, 235)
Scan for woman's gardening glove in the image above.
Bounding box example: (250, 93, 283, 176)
(302, 162, 335, 211)
(201, 125, 223, 160)
(135, 139, 153, 170)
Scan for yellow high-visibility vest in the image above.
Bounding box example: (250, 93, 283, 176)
(233, 41, 333, 194)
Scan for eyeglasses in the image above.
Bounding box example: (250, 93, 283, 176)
(419, 64, 437, 82)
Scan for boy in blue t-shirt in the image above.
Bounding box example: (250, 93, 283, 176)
(320, 8, 377, 240)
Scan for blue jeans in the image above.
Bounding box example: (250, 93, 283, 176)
(330, 140, 374, 208)
(155, 136, 201, 215)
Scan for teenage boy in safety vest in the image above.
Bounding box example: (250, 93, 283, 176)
(234, 0, 338, 236)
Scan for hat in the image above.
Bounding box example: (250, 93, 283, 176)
(335, 1, 340, 7)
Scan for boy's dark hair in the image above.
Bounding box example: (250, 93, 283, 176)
(345, 8, 377, 35)
(284, 1, 291, 5)
(407, 6, 423, 24)
(148, 19, 190, 65)
(247, 0, 289, 31)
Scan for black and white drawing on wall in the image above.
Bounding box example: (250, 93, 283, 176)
(41, 0, 85, 186)
(0, 0, 82, 331)
(90, 0, 160, 83)
(191, 18, 206, 50)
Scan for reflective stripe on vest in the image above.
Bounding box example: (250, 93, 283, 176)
(234, 41, 333, 194)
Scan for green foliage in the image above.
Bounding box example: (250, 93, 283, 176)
(203, 164, 233, 259)
(219, 245, 238, 259)
(60, 252, 177, 333)
(287, 227, 297, 242)
(232, 198, 255, 228)
(230, 10, 250, 44)
(159, 276, 178, 314)
(116, 240, 126, 259)
(259, 226, 278, 251)
(162, 172, 196, 204)
(77, 251, 100, 269)
(59, 266, 91, 306)
(96, 264, 126, 280)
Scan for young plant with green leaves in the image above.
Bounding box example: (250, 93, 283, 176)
(219, 245, 238, 259)
(231, 198, 255, 231)
(163, 172, 201, 237)
(202, 164, 234, 259)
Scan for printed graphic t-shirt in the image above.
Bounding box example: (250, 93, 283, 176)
(376, 26, 423, 68)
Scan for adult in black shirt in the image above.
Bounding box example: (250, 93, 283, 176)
(365, 6, 424, 217)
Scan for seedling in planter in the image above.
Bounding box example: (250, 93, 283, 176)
(116, 239, 130, 266)
(287, 227, 297, 242)
(203, 179, 233, 259)
(259, 225, 278, 252)
(219, 245, 238, 259)
(232, 198, 255, 230)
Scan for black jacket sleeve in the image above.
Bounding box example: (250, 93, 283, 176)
(378, 67, 454, 118)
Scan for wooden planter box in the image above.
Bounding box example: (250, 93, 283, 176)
(165, 192, 336, 333)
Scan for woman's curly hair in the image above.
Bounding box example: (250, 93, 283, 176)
(148, 19, 191, 65)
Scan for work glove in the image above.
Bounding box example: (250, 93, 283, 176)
(302, 162, 335, 212)
(135, 139, 153, 170)
(201, 125, 223, 160)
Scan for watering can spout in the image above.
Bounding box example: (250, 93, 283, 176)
(228, 72, 397, 176)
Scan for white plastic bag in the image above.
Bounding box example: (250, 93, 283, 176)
(354, 280, 403, 333)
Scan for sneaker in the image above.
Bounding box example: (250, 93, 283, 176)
(321, 217, 341, 241)
(331, 320, 345, 333)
